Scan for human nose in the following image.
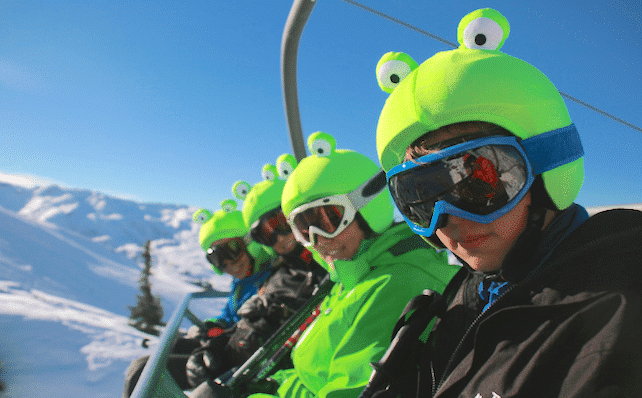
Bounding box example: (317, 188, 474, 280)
(440, 213, 476, 233)
(314, 234, 332, 249)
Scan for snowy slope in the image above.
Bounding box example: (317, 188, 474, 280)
(0, 172, 639, 397)
(0, 174, 232, 397)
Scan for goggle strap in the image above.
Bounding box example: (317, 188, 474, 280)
(346, 169, 387, 210)
(521, 123, 584, 175)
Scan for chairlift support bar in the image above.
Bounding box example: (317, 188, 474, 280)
(281, 0, 317, 162)
(130, 289, 229, 398)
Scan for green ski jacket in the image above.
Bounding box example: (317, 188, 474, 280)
(249, 222, 460, 398)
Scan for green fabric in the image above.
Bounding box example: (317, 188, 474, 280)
(282, 132, 394, 234)
(248, 223, 459, 398)
(197, 206, 247, 252)
(242, 177, 286, 230)
(375, 8, 584, 210)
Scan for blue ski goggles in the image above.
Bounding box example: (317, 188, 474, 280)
(387, 125, 583, 237)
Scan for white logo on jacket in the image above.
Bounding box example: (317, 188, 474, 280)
(474, 393, 501, 398)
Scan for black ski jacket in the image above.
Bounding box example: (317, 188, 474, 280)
(397, 207, 642, 398)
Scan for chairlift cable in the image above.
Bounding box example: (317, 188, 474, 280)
(558, 92, 642, 133)
(340, 0, 457, 48)
(339, 0, 642, 133)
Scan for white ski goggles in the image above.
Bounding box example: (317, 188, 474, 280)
(287, 170, 387, 247)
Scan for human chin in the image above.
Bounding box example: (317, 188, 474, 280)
(436, 230, 503, 273)
(317, 240, 355, 262)
(229, 257, 250, 278)
(459, 252, 504, 273)
(274, 234, 297, 255)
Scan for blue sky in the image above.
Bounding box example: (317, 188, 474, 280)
(2, 0, 640, 211)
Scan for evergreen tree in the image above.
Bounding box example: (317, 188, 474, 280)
(128, 240, 165, 336)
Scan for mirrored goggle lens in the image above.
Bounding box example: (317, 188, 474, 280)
(292, 204, 345, 243)
(206, 237, 246, 270)
(251, 209, 291, 246)
(389, 144, 529, 228)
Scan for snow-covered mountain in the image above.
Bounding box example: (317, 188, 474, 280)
(0, 173, 232, 397)
(0, 172, 640, 397)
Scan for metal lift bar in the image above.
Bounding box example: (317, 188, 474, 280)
(281, 0, 318, 162)
(130, 289, 229, 398)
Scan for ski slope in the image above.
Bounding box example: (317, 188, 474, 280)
(0, 173, 231, 397)
(0, 172, 639, 397)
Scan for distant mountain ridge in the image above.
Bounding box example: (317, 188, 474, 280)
(0, 174, 234, 396)
(0, 176, 229, 315)
(2, 181, 194, 250)
(0, 172, 639, 397)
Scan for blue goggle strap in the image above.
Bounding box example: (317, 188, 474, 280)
(520, 123, 584, 175)
(386, 123, 582, 178)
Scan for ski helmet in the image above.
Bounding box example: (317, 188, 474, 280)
(282, 132, 394, 234)
(375, 8, 583, 210)
(235, 157, 297, 230)
(193, 199, 270, 275)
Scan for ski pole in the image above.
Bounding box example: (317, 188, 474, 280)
(217, 275, 333, 388)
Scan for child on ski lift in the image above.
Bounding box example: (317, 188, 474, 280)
(365, 8, 642, 398)
(123, 199, 276, 397)
(189, 132, 460, 398)
(125, 158, 333, 396)
(185, 159, 328, 388)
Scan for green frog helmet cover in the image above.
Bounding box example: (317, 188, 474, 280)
(375, 8, 583, 210)
(235, 158, 295, 230)
(194, 199, 247, 252)
(194, 198, 272, 275)
(193, 199, 248, 274)
(282, 132, 394, 234)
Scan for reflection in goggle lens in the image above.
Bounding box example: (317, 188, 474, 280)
(206, 237, 246, 271)
(390, 145, 528, 228)
(252, 208, 291, 246)
(293, 205, 345, 242)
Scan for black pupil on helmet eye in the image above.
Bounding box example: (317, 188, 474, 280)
(318, 148, 324, 154)
(475, 34, 487, 45)
(390, 74, 400, 84)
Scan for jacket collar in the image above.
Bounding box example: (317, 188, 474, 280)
(332, 223, 408, 290)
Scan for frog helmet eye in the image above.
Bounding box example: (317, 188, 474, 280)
(282, 132, 394, 235)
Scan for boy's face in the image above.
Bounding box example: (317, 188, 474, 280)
(313, 219, 364, 266)
(272, 232, 298, 255)
(211, 237, 252, 279)
(405, 122, 531, 273)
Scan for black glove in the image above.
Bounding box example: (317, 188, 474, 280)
(200, 321, 227, 340)
(236, 295, 269, 321)
(185, 345, 229, 388)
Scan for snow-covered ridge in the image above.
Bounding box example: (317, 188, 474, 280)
(0, 174, 230, 397)
(586, 203, 642, 216)
(0, 172, 639, 397)
(5, 181, 196, 249)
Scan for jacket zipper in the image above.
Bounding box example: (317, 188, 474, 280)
(432, 261, 550, 396)
(432, 211, 632, 395)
